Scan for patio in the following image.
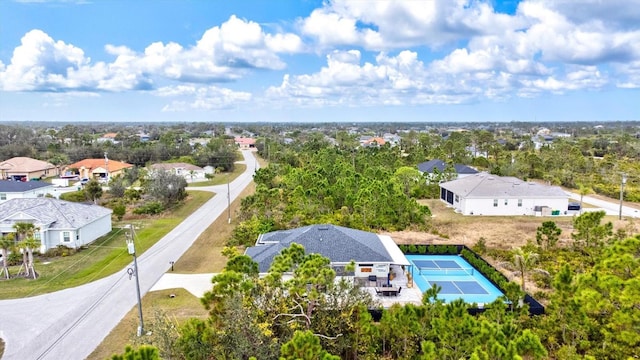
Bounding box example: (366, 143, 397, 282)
(362, 264, 423, 307)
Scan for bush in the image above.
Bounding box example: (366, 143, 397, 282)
(113, 203, 126, 221)
(7, 251, 21, 266)
(44, 245, 76, 257)
(133, 201, 165, 215)
(472, 237, 487, 254)
(60, 190, 88, 203)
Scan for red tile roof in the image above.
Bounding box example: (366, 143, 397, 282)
(66, 159, 133, 172)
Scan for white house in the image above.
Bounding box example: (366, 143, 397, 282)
(148, 163, 206, 182)
(439, 172, 569, 216)
(0, 198, 112, 252)
(245, 224, 409, 280)
(0, 181, 56, 203)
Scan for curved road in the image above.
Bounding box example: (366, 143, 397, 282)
(0, 150, 259, 360)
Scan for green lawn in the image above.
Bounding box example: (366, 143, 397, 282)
(0, 191, 213, 299)
(187, 164, 247, 187)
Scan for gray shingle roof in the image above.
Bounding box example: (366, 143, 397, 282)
(0, 181, 53, 192)
(245, 224, 394, 272)
(417, 159, 478, 174)
(440, 172, 568, 198)
(0, 198, 112, 229)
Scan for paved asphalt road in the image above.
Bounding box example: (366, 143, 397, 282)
(565, 191, 640, 218)
(0, 150, 259, 360)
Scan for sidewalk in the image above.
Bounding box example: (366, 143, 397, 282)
(149, 273, 216, 298)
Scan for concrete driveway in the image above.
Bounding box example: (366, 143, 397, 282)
(0, 150, 259, 360)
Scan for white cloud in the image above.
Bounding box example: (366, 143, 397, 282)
(158, 85, 252, 111)
(0, 16, 302, 92)
(300, 0, 523, 50)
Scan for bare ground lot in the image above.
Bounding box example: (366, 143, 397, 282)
(385, 199, 639, 249)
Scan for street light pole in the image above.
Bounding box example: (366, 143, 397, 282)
(227, 180, 231, 224)
(126, 227, 144, 336)
(619, 173, 627, 220)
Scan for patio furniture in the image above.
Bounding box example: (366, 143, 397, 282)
(376, 286, 399, 296)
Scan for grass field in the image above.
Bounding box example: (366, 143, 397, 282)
(88, 174, 258, 359)
(0, 191, 213, 300)
(187, 164, 247, 187)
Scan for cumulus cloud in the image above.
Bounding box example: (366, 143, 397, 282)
(300, 0, 523, 50)
(157, 85, 252, 111)
(0, 16, 303, 92)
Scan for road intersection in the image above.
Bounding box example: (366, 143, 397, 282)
(0, 150, 258, 360)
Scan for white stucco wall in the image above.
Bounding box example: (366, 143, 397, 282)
(0, 186, 55, 203)
(355, 262, 389, 278)
(42, 215, 112, 251)
(457, 197, 569, 216)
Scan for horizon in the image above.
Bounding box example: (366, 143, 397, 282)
(1, 0, 639, 123)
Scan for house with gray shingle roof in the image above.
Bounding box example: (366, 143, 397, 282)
(0, 198, 112, 252)
(245, 224, 409, 279)
(0, 181, 55, 203)
(439, 172, 569, 216)
(417, 159, 478, 183)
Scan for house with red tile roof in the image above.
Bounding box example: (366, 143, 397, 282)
(63, 158, 133, 182)
(0, 157, 59, 180)
(234, 137, 256, 149)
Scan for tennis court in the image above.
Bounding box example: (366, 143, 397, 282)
(405, 254, 504, 304)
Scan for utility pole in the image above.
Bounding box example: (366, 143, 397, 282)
(126, 226, 144, 336)
(619, 173, 627, 220)
(227, 179, 231, 224)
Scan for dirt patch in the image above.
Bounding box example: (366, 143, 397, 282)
(385, 199, 637, 249)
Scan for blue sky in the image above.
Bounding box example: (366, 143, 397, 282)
(1, 0, 639, 123)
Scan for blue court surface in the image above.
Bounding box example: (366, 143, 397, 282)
(405, 254, 504, 304)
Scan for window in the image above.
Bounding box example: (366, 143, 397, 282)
(518, 199, 523, 207)
(493, 199, 498, 207)
(62, 231, 71, 243)
(0, 193, 6, 200)
(454, 195, 459, 203)
(504, 199, 508, 205)
(34, 232, 41, 240)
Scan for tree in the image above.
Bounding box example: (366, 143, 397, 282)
(20, 237, 40, 279)
(0, 234, 13, 279)
(280, 330, 340, 360)
(13, 222, 38, 278)
(113, 202, 126, 221)
(512, 247, 539, 292)
(84, 179, 103, 204)
(145, 170, 187, 207)
(571, 210, 613, 249)
(535, 221, 562, 250)
(577, 183, 593, 214)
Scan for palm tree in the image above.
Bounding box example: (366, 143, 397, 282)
(21, 237, 40, 279)
(577, 184, 593, 214)
(0, 234, 14, 279)
(512, 247, 539, 292)
(13, 222, 38, 278)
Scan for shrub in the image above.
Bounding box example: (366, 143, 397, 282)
(113, 203, 126, 221)
(472, 237, 487, 254)
(60, 190, 88, 203)
(408, 244, 418, 254)
(133, 201, 165, 215)
(44, 245, 76, 257)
